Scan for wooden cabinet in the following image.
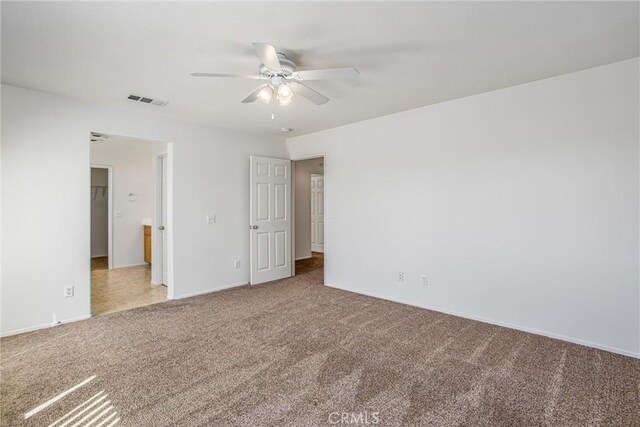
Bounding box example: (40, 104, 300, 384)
(144, 225, 152, 264)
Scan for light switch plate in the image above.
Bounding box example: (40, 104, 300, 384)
(206, 214, 216, 224)
(64, 286, 74, 298)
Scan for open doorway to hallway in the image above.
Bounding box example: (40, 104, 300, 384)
(293, 157, 325, 277)
(90, 133, 169, 315)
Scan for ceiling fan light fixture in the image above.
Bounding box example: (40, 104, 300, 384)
(257, 85, 274, 104)
(278, 83, 292, 97)
(277, 83, 293, 106)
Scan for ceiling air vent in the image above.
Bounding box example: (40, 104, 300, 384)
(127, 94, 168, 107)
(91, 132, 109, 142)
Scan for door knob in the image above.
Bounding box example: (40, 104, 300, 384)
(251, 225, 258, 229)
(159, 225, 165, 230)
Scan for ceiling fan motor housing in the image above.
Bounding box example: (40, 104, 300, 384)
(259, 53, 296, 76)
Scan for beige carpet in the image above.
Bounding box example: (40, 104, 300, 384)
(1, 266, 638, 426)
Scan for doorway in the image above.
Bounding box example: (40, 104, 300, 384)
(90, 133, 170, 315)
(293, 157, 325, 277)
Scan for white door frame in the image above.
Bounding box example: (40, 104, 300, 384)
(166, 144, 175, 299)
(158, 145, 174, 299)
(152, 153, 166, 287)
(289, 153, 326, 279)
(90, 164, 113, 270)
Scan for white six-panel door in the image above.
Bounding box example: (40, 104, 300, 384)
(250, 156, 292, 284)
(311, 174, 324, 253)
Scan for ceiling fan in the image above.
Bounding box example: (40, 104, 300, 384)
(191, 42, 359, 106)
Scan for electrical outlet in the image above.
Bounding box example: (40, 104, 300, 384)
(397, 272, 404, 282)
(206, 214, 216, 224)
(421, 275, 428, 286)
(234, 260, 240, 269)
(64, 286, 74, 298)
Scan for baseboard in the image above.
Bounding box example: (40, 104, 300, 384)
(111, 263, 147, 269)
(172, 281, 248, 300)
(295, 255, 312, 261)
(1, 314, 91, 338)
(324, 283, 640, 359)
(91, 255, 108, 259)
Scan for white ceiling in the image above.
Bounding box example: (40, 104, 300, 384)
(2, 1, 638, 136)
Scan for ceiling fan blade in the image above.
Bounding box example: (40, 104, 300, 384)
(252, 42, 282, 71)
(190, 72, 266, 80)
(291, 68, 359, 81)
(290, 82, 329, 105)
(241, 84, 269, 103)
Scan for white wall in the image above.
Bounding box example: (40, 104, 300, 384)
(287, 58, 640, 357)
(90, 168, 108, 257)
(1, 84, 285, 336)
(294, 158, 324, 259)
(91, 138, 158, 267)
